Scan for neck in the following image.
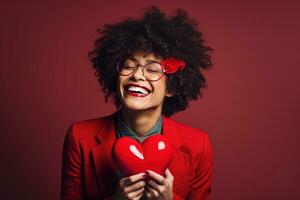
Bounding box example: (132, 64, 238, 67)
(120, 107, 162, 137)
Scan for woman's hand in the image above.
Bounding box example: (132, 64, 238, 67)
(145, 169, 174, 200)
(112, 172, 146, 200)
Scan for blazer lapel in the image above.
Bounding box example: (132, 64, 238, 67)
(162, 116, 197, 197)
(162, 116, 182, 150)
(92, 113, 118, 197)
(162, 116, 190, 187)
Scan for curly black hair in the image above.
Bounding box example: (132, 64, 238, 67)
(88, 6, 213, 116)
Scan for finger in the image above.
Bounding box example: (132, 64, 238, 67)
(146, 179, 160, 191)
(124, 180, 145, 193)
(133, 191, 144, 200)
(145, 188, 151, 199)
(126, 186, 145, 199)
(146, 186, 160, 199)
(146, 170, 165, 185)
(121, 172, 146, 186)
(165, 168, 174, 182)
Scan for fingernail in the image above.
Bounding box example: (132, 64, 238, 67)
(144, 171, 150, 181)
(143, 173, 147, 178)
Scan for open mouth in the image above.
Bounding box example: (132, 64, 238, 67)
(124, 84, 151, 97)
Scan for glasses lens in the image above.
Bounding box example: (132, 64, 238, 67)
(117, 58, 164, 81)
(144, 62, 163, 81)
(117, 58, 136, 76)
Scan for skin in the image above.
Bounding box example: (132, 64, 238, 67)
(112, 173, 147, 200)
(112, 51, 174, 200)
(145, 169, 174, 200)
(117, 51, 173, 137)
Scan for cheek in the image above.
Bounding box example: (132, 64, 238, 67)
(160, 77, 168, 91)
(118, 76, 126, 89)
(153, 81, 168, 99)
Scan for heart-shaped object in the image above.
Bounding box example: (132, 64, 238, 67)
(112, 134, 173, 176)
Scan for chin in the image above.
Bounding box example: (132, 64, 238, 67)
(122, 101, 151, 111)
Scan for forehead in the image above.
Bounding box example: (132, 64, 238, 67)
(132, 51, 163, 63)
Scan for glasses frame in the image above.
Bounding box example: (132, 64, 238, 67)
(117, 57, 166, 82)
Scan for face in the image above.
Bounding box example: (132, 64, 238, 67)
(117, 51, 173, 113)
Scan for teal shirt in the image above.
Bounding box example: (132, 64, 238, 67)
(114, 110, 162, 199)
(115, 110, 162, 142)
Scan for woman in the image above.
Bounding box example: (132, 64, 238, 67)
(61, 6, 213, 200)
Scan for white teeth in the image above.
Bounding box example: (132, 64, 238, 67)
(127, 86, 149, 94)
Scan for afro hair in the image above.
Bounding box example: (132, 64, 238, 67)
(89, 6, 213, 116)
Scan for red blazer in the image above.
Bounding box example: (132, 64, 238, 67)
(61, 112, 213, 200)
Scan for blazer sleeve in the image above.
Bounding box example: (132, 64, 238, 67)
(187, 132, 213, 200)
(61, 123, 83, 200)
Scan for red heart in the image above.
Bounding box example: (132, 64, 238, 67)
(112, 134, 173, 176)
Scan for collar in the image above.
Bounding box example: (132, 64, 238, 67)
(115, 110, 162, 142)
(95, 111, 182, 149)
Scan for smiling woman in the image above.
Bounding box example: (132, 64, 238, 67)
(117, 52, 174, 115)
(61, 5, 213, 200)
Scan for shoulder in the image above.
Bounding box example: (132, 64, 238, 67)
(165, 116, 209, 141)
(164, 116, 213, 155)
(65, 112, 115, 142)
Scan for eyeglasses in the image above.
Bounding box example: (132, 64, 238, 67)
(117, 57, 165, 82)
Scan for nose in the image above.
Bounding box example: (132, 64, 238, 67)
(132, 65, 146, 81)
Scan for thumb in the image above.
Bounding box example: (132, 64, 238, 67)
(165, 168, 174, 182)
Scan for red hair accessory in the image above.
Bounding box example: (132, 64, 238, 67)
(160, 57, 186, 74)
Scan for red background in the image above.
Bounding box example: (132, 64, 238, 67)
(1, 1, 299, 199)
